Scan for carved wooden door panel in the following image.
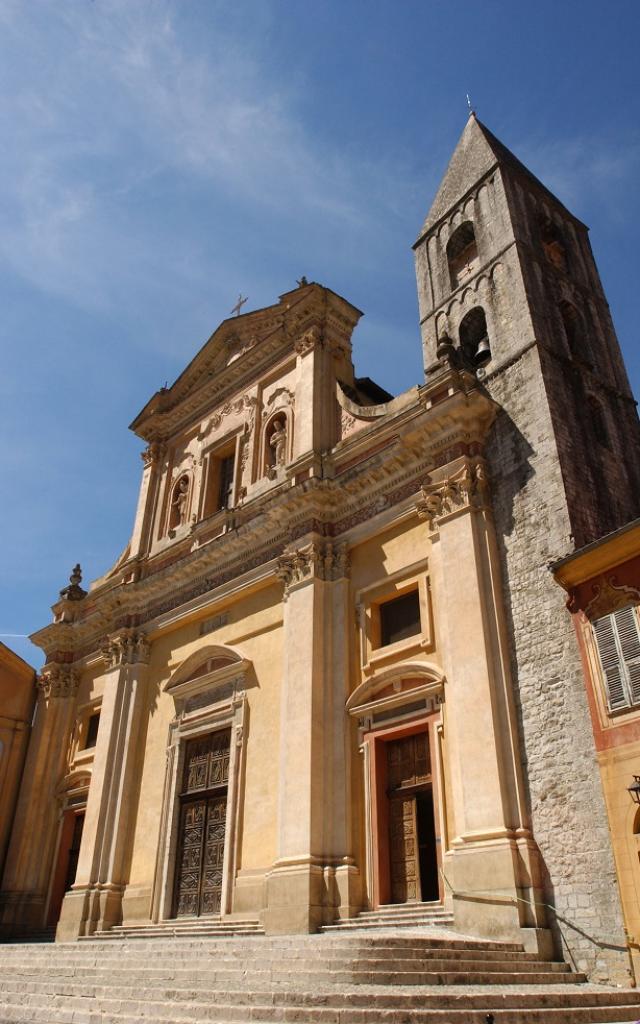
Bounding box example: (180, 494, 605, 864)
(173, 729, 230, 917)
(389, 794, 422, 903)
(200, 795, 227, 914)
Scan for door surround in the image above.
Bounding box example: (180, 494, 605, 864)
(348, 662, 446, 910)
(152, 645, 250, 922)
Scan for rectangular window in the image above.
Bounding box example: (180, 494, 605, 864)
(84, 712, 100, 750)
(217, 454, 235, 510)
(379, 590, 421, 648)
(593, 605, 640, 712)
(202, 444, 236, 518)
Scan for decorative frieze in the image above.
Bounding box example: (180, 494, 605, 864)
(37, 663, 79, 699)
(276, 540, 350, 596)
(101, 629, 150, 669)
(416, 459, 489, 531)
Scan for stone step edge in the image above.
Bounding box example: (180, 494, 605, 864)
(1, 978, 632, 1007)
(0, 990, 639, 1024)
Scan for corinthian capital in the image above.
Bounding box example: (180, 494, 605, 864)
(141, 442, 166, 468)
(101, 629, 150, 668)
(276, 540, 350, 597)
(37, 663, 79, 700)
(416, 459, 489, 531)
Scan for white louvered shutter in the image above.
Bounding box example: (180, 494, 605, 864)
(615, 605, 640, 704)
(593, 605, 640, 711)
(594, 614, 629, 710)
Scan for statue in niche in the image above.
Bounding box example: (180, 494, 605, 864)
(170, 475, 189, 529)
(269, 417, 287, 469)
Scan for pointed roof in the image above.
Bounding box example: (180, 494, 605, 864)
(415, 114, 582, 245)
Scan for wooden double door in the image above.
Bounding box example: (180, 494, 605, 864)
(173, 729, 231, 918)
(387, 732, 440, 903)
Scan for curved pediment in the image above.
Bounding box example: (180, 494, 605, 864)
(346, 661, 445, 714)
(164, 643, 251, 705)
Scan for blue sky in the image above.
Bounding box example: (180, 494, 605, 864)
(1, 0, 639, 669)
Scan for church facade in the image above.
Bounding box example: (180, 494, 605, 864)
(2, 116, 639, 985)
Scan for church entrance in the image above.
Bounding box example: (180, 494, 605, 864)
(386, 732, 439, 903)
(173, 729, 231, 917)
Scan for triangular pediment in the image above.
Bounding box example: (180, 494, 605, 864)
(129, 282, 362, 441)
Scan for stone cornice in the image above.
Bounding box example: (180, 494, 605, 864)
(31, 366, 496, 664)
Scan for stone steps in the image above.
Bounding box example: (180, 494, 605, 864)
(322, 901, 455, 932)
(0, 933, 638, 1024)
(85, 918, 264, 941)
(0, 987, 639, 1023)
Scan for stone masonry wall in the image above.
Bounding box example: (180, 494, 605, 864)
(485, 345, 628, 983)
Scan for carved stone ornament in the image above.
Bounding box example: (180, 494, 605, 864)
(141, 441, 166, 468)
(101, 629, 150, 669)
(59, 564, 87, 602)
(37, 663, 79, 699)
(294, 325, 323, 356)
(207, 393, 258, 434)
(584, 575, 640, 621)
(276, 541, 350, 596)
(416, 460, 488, 531)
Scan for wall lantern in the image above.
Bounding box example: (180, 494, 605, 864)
(628, 776, 640, 805)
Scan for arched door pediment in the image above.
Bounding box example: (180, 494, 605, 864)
(346, 661, 445, 715)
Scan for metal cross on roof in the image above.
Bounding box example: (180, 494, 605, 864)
(230, 294, 248, 317)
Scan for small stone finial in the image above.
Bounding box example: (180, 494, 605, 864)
(296, 276, 308, 287)
(466, 93, 475, 117)
(59, 563, 87, 602)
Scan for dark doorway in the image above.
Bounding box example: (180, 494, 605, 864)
(416, 789, 439, 901)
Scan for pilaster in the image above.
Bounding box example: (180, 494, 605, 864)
(264, 539, 359, 933)
(56, 630, 150, 940)
(420, 457, 550, 953)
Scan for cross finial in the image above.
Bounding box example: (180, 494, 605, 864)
(230, 294, 248, 317)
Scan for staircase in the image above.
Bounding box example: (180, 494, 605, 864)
(84, 917, 264, 940)
(322, 899, 454, 931)
(0, 931, 639, 1023)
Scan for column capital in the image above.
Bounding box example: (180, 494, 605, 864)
(276, 540, 350, 598)
(416, 457, 489, 532)
(37, 662, 79, 700)
(100, 629, 150, 669)
(141, 441, 166, 468)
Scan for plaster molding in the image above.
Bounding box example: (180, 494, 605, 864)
(584, 575, 640, 621)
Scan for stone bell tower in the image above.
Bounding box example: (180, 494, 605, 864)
(413, 113, 640, 981)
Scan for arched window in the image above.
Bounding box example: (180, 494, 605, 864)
(588, 396, 609, 448)
(447, 222, 478, 288)
(168, 474, 190, 531)
(559, 301, 581, 356)
(540, 218, 568, 272)
(459, 307, 491, 367)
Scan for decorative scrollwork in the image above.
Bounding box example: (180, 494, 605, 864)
(276, 541, 350, 597)
(416, 459, 488, 531)
(101, 629, 150, 668)
(37, 663, 79, 699)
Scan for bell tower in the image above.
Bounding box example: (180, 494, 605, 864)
(413, 113, 640, 982)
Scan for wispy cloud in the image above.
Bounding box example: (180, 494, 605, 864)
(0, 0, 421, 318)
(515, 133, 640, 222)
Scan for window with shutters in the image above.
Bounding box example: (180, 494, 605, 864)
(593, 605, 640, 712)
